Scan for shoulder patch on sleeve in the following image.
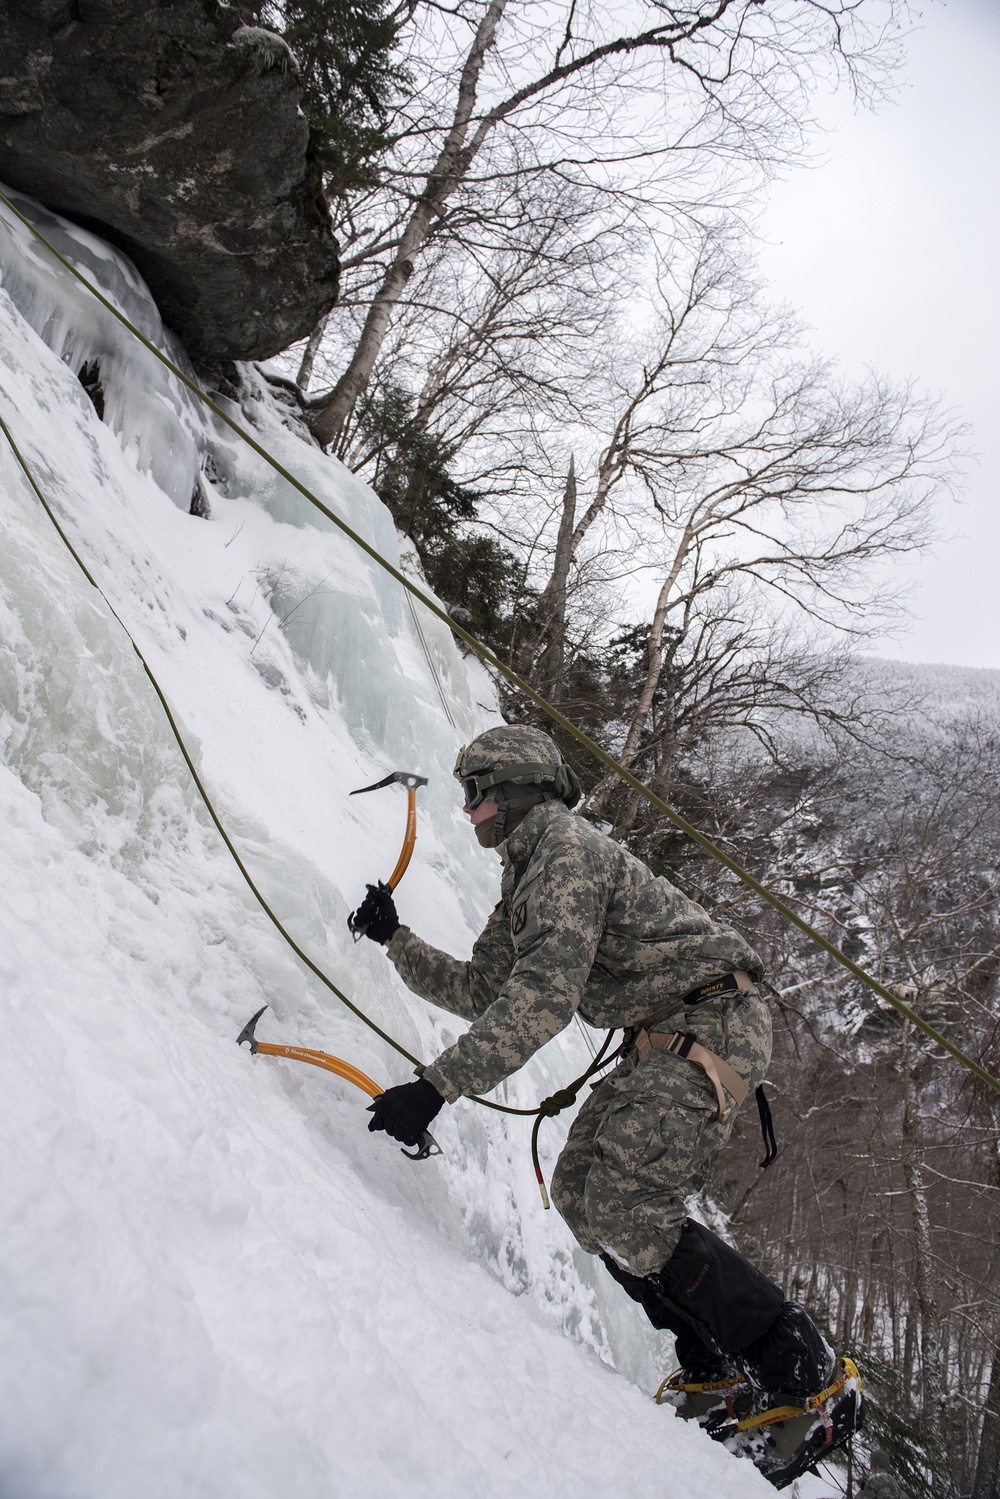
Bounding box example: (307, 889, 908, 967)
(511, 900, 528, 936)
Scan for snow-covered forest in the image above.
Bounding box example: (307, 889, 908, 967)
(1, 1, 999, 1496)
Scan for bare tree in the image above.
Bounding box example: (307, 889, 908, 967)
(326, 173, 621, 479)
(696, 707, 1000, 1495)
(303, 0, 907, 445)
(583, 350, 955, 832)
(972, 1348, 1000, 1499)
(523, 455, 578, 698)
(473, 227, 959, 835)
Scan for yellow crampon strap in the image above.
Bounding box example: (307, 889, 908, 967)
(735, 1357, 861, 1431)
(655, 1370, 747, 1405)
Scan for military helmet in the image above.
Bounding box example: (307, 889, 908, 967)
(454, 725, 582, 814)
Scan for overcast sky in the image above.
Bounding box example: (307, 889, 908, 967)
(758, 0, 999, 671)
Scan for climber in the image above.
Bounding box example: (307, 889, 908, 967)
(349, 724, 859, 1486)
(858, 1449, 906, 1498)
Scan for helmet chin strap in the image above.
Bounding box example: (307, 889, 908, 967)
(487, 788, 557, 848)
(491, 801, 509, 846)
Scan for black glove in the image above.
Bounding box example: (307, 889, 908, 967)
(367, 1077, 444, 1148)
(348, 879, 399, 944)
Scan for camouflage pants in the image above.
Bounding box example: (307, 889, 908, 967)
(550, 987, 772, 1277)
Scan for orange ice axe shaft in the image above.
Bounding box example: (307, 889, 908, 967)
(236, 1006, 441, 1160)
(350, 770, 428, 890)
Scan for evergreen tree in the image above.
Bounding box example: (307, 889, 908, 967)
(350, 381, 525, 650)
(242, 0, 406, 194)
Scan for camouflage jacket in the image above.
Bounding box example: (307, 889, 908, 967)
(386, 801, 763, 1102)
(859, 1475, 906, 1499)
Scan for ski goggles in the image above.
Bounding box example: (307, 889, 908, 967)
(458, 762, 562, 809)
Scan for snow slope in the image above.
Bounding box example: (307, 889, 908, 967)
(0, 187, 791, 1499)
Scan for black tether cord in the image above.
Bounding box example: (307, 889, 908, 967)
(756, 1085, 778, 1169)
(530, 1027, 622, 1204)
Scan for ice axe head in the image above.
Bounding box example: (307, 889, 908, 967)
(350, 771, 428, 795)
(237, 1005, 269, 1053)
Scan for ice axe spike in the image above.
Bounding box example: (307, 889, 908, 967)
(235, 1006, 441, 1162)
(350, 770, 428, 893)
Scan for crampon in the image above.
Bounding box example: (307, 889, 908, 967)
(732, 1356, 864, 1490)
(655, 1371, 753, 1442)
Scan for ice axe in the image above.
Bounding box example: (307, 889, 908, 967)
(236, 1005, 441, 1161)
(347, 770, 427, 939)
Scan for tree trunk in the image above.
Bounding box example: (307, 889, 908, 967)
(901, 1023, 942, 1434)
(903, 1301, 917, 1405)
(587, 518, 695, 821)
(839, 1209, 860, 1351)
(296, 312, 330, 392)
(522, 457, 576, 694)
(885, 1212, 906, 1373)
(308, 0, 508, 448)
(972, 1347, 1000, 1499)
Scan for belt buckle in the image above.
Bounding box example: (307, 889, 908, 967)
(633, 1028, 653, 1060)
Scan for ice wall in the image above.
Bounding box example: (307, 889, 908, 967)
(0, 184, 673, 1368)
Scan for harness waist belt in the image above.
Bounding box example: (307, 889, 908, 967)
(633, 969, 755, 1037)
(632, 1029, 749, 1120)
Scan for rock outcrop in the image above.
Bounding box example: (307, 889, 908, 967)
(0, 0, 339, 362)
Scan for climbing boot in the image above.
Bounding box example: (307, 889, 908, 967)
(733, 1356, 864, 1490)
(735, 1299, 836, 1398)
(655, 1328, 751, 1440)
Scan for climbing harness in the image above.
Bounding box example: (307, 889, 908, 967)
(2, 184, 999, 1129)
(632, 1031, 779, 1169)
(236, 1005, 441, 1159)
(628, 970, 780, 1167)
(635, 1029, 747, 1119)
